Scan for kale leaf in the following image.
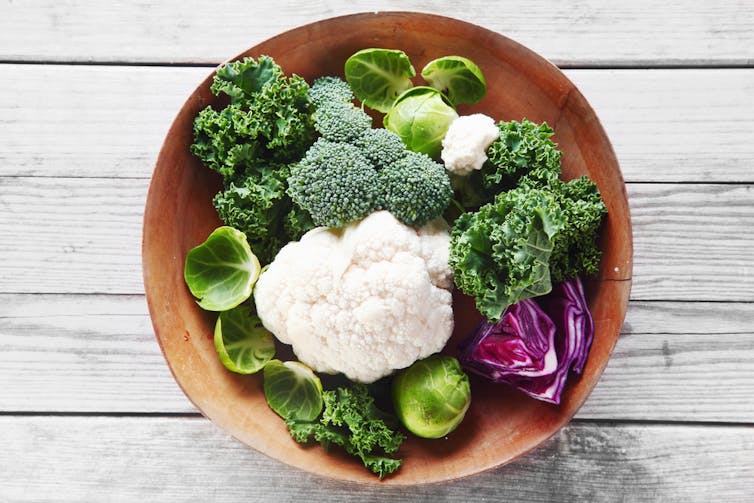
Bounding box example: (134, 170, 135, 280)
(286, 384, 405, 479)
(449, 118, 607, 319)
(452, 119, 561, 209)
(190, 56, 317, 264)
(450, 187, 566, 322)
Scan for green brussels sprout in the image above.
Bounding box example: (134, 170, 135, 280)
(344, 48, 416, 113)
(392, 355, 471, 439)
(184, 226, 261, 311)
(421, 56, 487, 105)
(214, 305, 275, 374)
(264, 360, 323, 422)
(383, 86, 458, 160)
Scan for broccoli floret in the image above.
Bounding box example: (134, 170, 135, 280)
(354, 128, 407, 169)
(289, 76, 451, 229)
(313, 101, 373, 143)
(378, 151, 452, 226)
(310, 77, 372, 142)
(309, 76, 354, 107)
(288, 139, 380, 227)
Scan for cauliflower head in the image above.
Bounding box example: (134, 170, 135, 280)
(441, 114, 500, 175)
(254, 211, 454, 383)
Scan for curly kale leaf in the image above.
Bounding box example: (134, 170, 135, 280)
(190, 56, 318, 264)
(285, 384, 404, 479)
(548, 177, 607, 282)
(211, 56, 280, 104)
(486, 119, 561, 187)
(191, 56, 316, 182)
(212, 163, 315, 265)
(449, 187, 566, 322)
(453, 119, 562, 208)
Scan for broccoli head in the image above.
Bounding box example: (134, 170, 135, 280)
(310, 76, 373, 143)
(288, 139, 381, 228)
(354, 128, 407, 170)
(286, 76, 452, 229)
(313, 101, 373, 143)
(378, 151, 452, 227)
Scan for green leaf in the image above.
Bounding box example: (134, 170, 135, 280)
(421, 56, 487, 105)
(183, 226, 261, 311)
(345, 48, 415, 113)
(283, 384, 404, 479)
(191, 57, 315, 181)
(453, 119, 562, 209)
(450, 188, 566, 321)
(548, 177, 607, 281)
(214, 305, 275, 374)
(211, 56, 279, 103)
(263, 360, 323, 422)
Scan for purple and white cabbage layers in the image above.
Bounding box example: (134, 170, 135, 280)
(460, 277, 594, 404)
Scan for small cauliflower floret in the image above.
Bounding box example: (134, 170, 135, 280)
(441, 114, 500, 175)
(254, 211, 454, 383)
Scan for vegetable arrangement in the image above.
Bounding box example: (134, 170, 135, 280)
(182, 48, 606, 478)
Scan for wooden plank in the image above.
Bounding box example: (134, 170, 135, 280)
(0, 294, 193, 413)
(0, 416, 751, 501)
(0, 65, 206, 179)
(1, 294, 752, 422)
(628, 183, 754, 301)
(1, 1, 753, 66)
(2, 64, 754, 183)
(568, 69, 754, 183)
(0, 177, 146, 294)
(2, 177, 753, 300)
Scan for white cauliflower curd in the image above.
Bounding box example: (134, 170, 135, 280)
(254, 211, 454, 383)
(441, 114, 500, 175)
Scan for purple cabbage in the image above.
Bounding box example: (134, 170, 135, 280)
(459, 277, 594, 404)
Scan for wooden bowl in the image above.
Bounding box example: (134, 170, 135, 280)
(143, 12, 632, 484)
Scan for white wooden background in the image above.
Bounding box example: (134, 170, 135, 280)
(1, 1, 753, 501)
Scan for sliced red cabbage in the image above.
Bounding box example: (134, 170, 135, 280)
(460, 277, 594, 405)
(460, 299, 558, 380)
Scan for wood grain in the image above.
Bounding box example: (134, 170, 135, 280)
(1, 1, 753, 66)
(2, 294, 752, 422)
(0, 416, 751, 501)
(1, 177, 751, 301)
(2, 65, 753, 182)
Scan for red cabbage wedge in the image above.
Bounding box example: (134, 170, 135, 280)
(460, 277, 594, 404)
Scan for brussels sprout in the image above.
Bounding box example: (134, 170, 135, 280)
(344, 48, 415, 113)
(421, 56, 487, 105)
(383, 87, 458, 160)
(264, 360, 323, 422)
(184, 226, 261, 311)
(392, 355, 471, 439)
(214, 305, 275, 374)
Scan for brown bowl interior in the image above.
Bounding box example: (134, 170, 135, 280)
(143, 12, 632, 485)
